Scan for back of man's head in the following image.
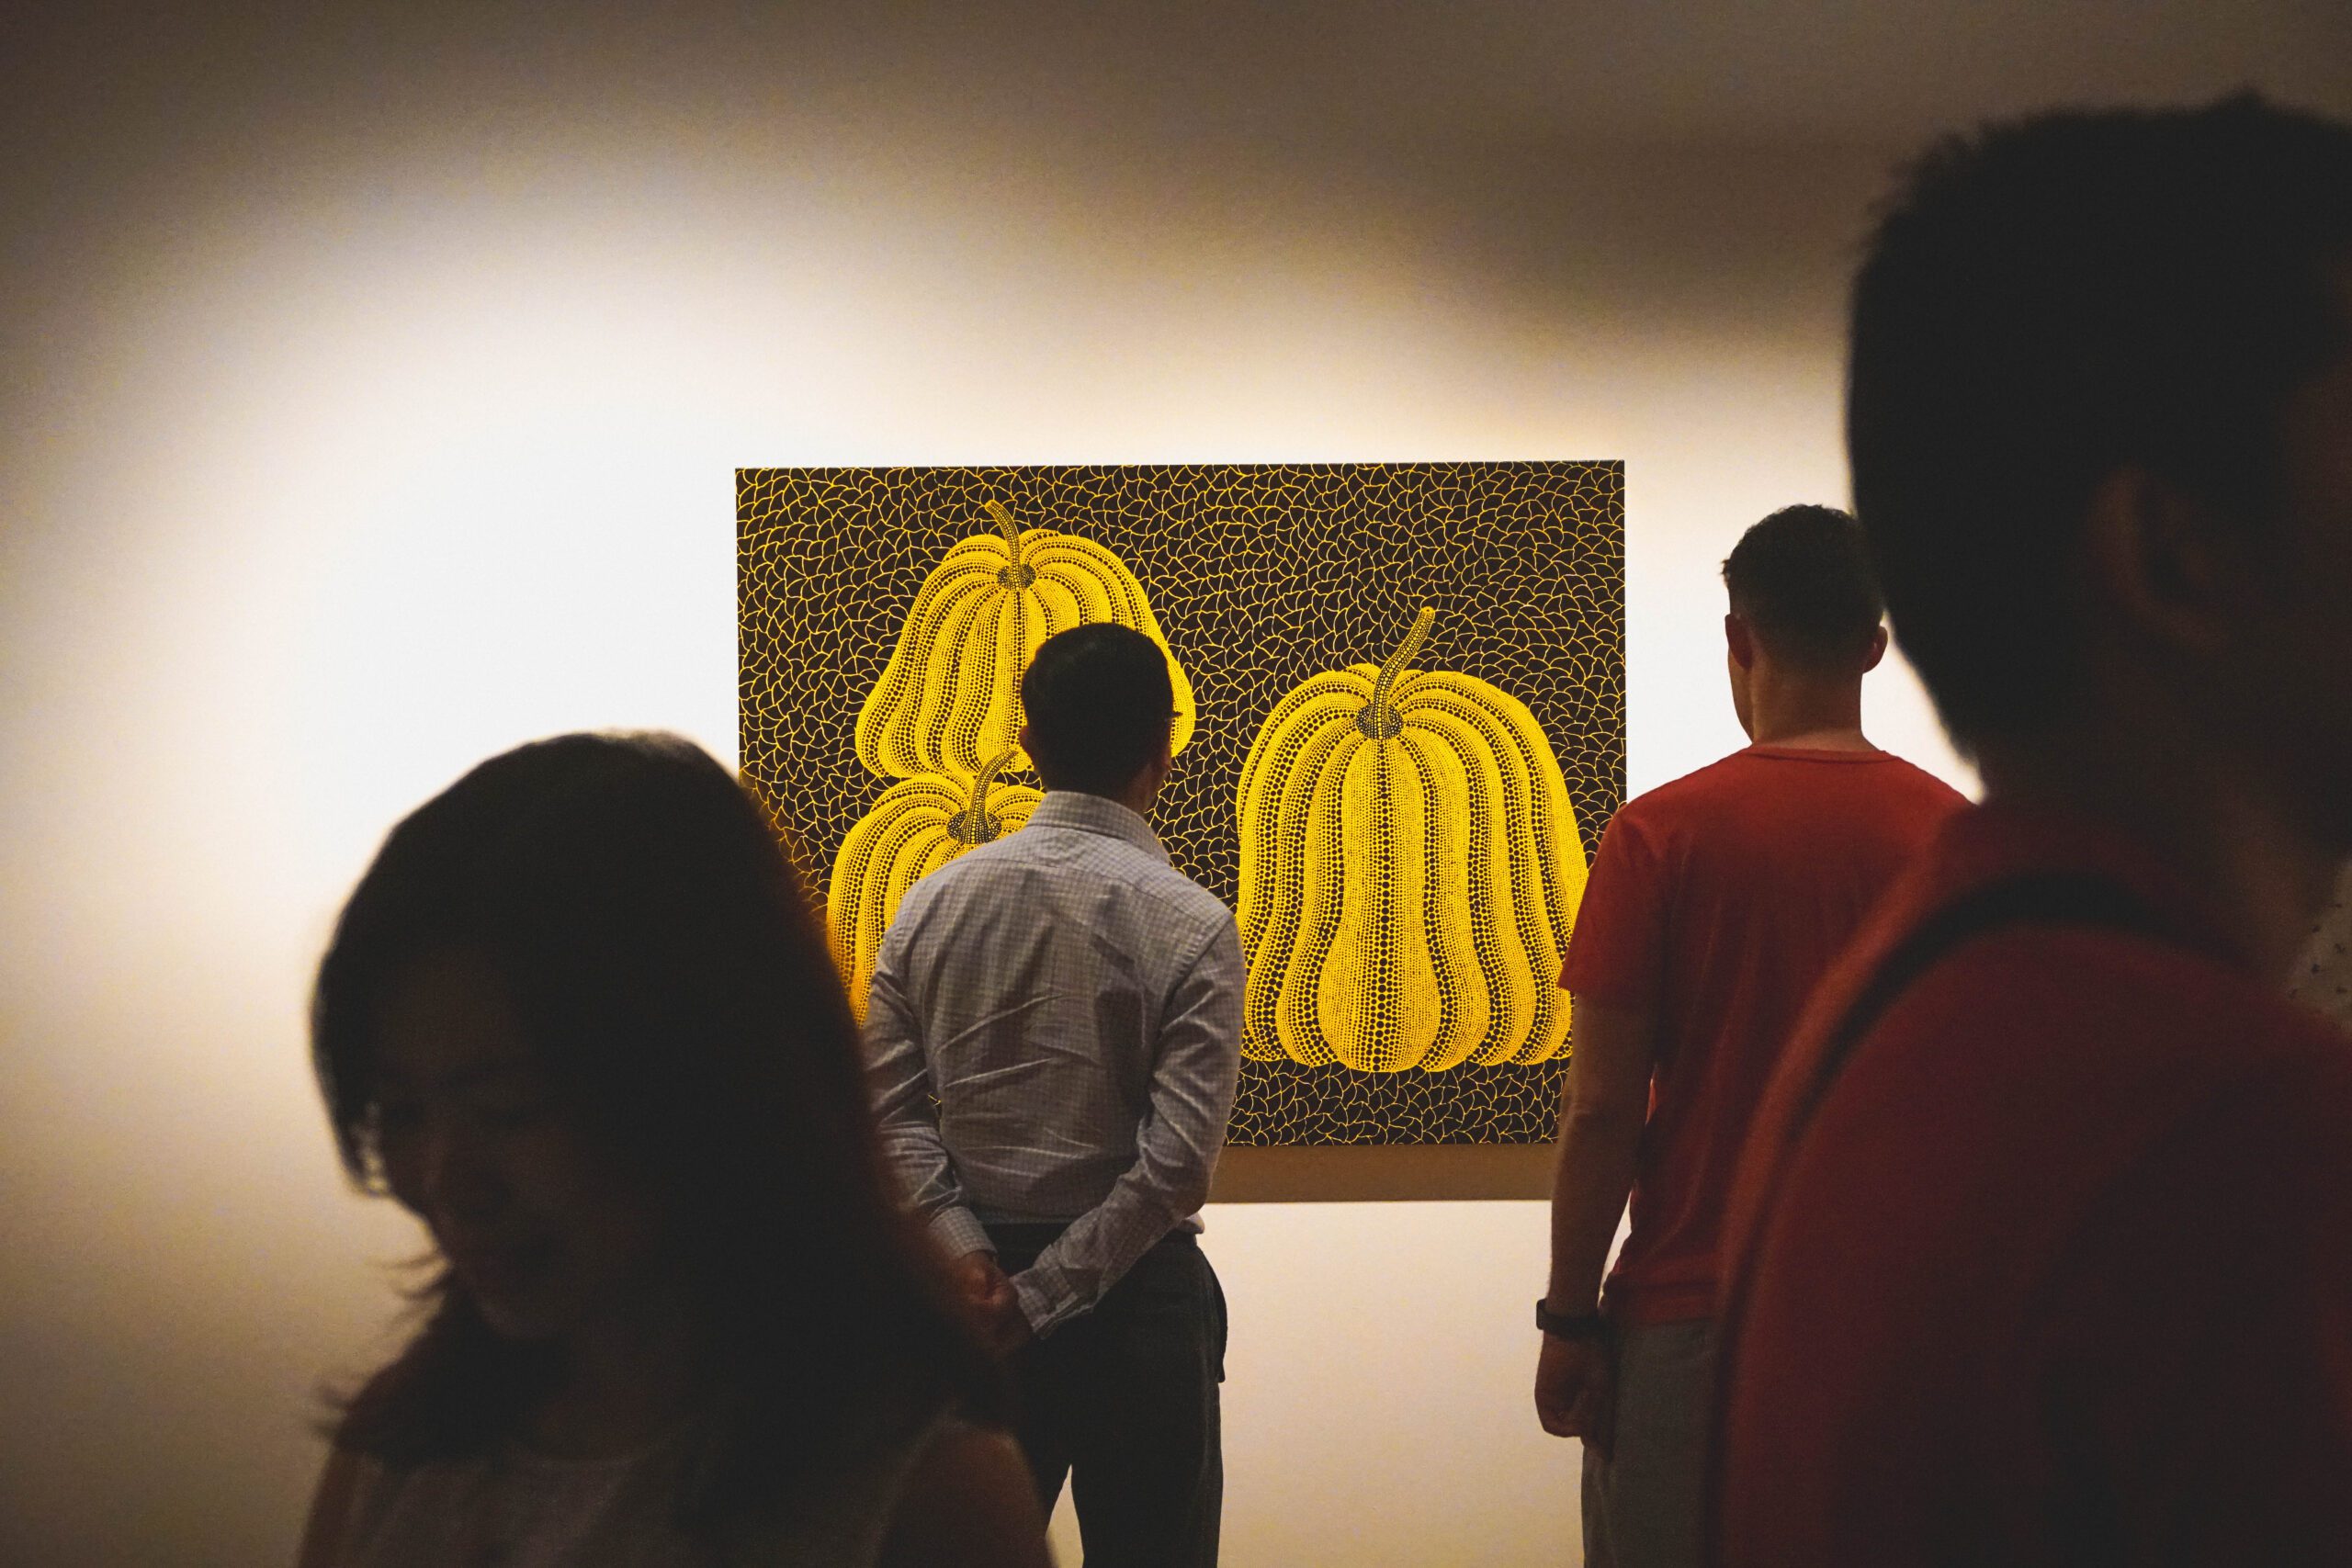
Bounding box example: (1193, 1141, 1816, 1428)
(1022, 623, 1176, 796)
(1722, 505, 1884, 673)
(1849, 94, 2352, 751)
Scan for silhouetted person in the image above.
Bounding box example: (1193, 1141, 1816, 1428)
(865, 622, 1240, 1567)
(1714, 96, 2352, 1562)
(296, 732, 1048, 1568)
(1534, 504, 1962, 1567)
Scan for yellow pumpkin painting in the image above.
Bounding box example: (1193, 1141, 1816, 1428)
(827, 747, 1044, 1021)
(1236, 607, 1589, 1072)
(854, 500, 1196, 780)
(742, 460, 1625, 1143)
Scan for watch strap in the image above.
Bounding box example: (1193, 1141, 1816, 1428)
(1536, 1298, 1607, 1341)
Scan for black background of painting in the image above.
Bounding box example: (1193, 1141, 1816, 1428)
(740, 461, 1624, 1143)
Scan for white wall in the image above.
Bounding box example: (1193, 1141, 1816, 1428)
(0, 11, 2029, 1565)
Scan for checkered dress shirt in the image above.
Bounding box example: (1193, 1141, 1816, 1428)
(864, 789, 1243, 1336)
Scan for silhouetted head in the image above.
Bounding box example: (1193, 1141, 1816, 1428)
(311, 732, 997, 1480)
(1019, 622, 1178, 797)
(1719, 504, 1889, 740)
(1849, 94, 2352, 811)
(1723, 504, 1886, 672)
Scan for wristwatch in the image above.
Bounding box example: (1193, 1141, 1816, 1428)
(1536, 1298, 1607, 1341)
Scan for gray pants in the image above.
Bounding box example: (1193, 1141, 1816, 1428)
(1581, 1318, 1715, 1568)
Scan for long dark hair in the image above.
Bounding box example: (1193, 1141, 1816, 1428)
(311, 732, 1002, 1506)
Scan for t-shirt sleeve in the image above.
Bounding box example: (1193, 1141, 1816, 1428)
(1560, 811, 1669, 1007)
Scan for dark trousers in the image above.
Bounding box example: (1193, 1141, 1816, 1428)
(987, 1225, 1227, 1568)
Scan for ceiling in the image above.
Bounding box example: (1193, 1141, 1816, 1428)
(1, 2, 2344, 363)
(7, 1, 2346, 161)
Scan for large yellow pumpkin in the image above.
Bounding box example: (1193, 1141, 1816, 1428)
(827, 747, 1044, 1021)
(854, 500, 1196, 779)
(1235, 607, 1589, 1072)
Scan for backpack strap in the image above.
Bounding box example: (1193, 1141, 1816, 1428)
(1785, 872, 2176, 1145)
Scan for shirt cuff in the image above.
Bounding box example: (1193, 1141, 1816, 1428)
(927, 1205, 992, 1260)
(1012, 1269, 1081, 1338)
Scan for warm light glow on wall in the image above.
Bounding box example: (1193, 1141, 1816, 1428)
(3, 62, 1977, 1568)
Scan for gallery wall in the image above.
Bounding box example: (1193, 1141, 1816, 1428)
(5, 6, 2339, 1564)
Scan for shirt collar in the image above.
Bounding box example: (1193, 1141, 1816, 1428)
(1741, 743, 1893, 764)
(1027, 790, 1170, 863)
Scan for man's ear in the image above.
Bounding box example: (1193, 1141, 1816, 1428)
(1724, 613, 1758, 671)
(1861, 624, 1889, 673)
(2084, 466, 2244, 659)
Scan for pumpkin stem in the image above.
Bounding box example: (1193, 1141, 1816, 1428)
(1364, 607, 1436, 737)
(983, 499, 1023, 570)
(958, 745, 1020, 844)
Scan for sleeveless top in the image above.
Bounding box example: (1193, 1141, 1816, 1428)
(321, 1406, 959, 1568)
(2287, 862, 2352, 1030)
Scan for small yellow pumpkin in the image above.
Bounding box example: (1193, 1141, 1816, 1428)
(1235, 607, 1589, 1072)
(854, 500, 1195, 779)
(827, 747, 1044, 1021)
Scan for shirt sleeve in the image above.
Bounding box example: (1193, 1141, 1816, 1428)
(1560, 810, 1670, 1007)
(864, 919, 992, 1262)
(1010, 915, 1243, 1337)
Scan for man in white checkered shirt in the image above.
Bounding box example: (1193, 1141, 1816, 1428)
(865, 622, 1242, 1567)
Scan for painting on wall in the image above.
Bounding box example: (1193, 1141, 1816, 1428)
(740, 462, 1623, 1145)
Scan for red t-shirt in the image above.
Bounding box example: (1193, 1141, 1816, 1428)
(1714, 806, 2352, 1563)
(1562, 744, 1964, 1325)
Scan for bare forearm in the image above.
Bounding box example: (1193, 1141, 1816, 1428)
(1544, 997, 1657, 1312)
(1546, 1101, 1644, 1311)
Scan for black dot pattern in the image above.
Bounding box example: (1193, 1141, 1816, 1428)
(739, 461, 1625, 1144)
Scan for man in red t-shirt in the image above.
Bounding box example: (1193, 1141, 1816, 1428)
(1713, 98, 2352, 1562)
(1535, 503, 1964, 1567)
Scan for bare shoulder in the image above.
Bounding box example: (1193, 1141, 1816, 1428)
(876, 1421, 1051, 1568)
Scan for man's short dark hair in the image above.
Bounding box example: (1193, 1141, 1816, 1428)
(1021, 623, 1176, 795)
(1722, 505, 1884, 671)
(1848, 94, 2352, 749)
